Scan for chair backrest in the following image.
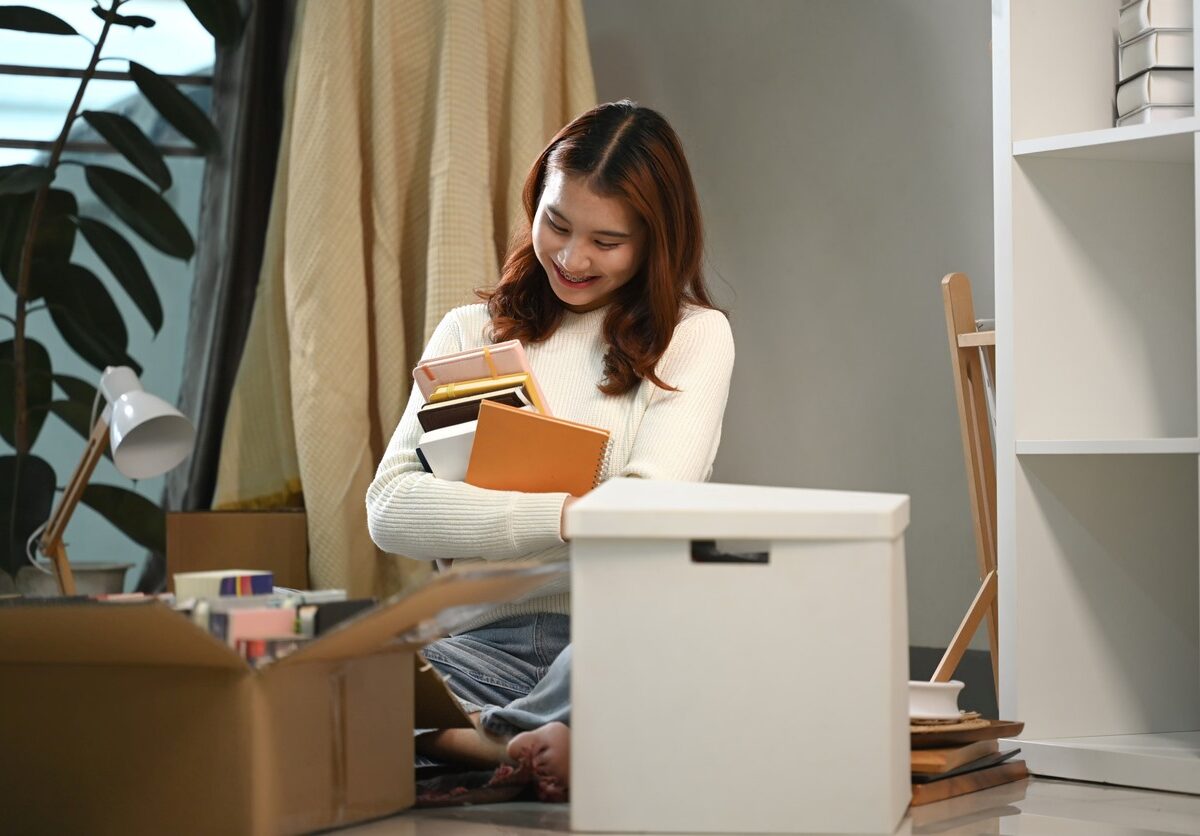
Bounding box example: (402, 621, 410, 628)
(942, 273, 997, 580)
(939, 272, 999, 691)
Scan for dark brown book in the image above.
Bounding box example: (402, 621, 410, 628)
(416, 385, 530, 432)
(910, 760, 1029, 807)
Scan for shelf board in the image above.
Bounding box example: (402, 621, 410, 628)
(1016, 438, 1200, 455)
(1009, 732, 1200, 795)
(1013, 119, 1200, 163)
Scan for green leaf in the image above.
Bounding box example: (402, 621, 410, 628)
(0, 164, 53, 195)
(128, 61, 220, 155)
(84, 165, 194, 259)
(76, 217, 163, 334)
(0, 192, 30, 287)
(53, 373, 98, 407)
(0, 338, 52, 447)
(90, 6, 155, 29)
(0, 6, 76, 35)
(45, 378, 113, 462)
(181, 0, 243, 47)
(42, 401, 110, 460)
(81, 484, 165, 553)
(0, 189, 78, 300)
(42, 263, 139, 374)
(81, 111, 171, 191)
(0, 453, 57, 579)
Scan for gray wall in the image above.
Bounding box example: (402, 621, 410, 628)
(584, 0, 994, 648)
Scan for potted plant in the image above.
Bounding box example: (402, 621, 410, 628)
(0, 0, 242, 591)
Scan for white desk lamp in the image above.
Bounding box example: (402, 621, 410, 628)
(39, 366, 195, 595)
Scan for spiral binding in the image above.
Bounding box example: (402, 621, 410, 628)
(594, 436, 614, 487)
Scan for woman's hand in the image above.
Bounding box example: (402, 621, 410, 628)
(560, 496, 578, 541)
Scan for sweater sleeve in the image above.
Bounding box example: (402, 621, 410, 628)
(618, 309, 735, 482)
(365, 309, 568, 561)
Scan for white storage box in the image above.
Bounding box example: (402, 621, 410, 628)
(568, 478, 911, 834)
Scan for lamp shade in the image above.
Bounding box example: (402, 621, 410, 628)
(100, 366, 195, 480)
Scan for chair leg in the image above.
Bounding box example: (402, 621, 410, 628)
(932, 570, 997, 683)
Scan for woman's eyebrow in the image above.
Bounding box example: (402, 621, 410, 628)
(546, 205, 632, 238)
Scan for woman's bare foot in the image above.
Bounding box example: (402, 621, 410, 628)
(507, 722, 570, 802)
(415, 713, 509, 767)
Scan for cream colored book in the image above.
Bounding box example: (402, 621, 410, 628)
(1116, 68, 1193, 116)
(1116, 103, 1193, 125)
(1119, 29, 1194, 83)
(1119, 0, 1193, 43)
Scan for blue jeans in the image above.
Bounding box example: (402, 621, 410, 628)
(420, 613, 570, 714)
(479, 643, 572, 736)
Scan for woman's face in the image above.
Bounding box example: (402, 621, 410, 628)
(532, 168, 646, 313)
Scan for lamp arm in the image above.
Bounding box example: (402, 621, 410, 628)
(39, 416, 110, 596)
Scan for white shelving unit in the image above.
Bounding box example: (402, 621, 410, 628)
(994, 1, 1200, 793)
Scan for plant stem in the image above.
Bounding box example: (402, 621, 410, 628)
(13, 0, 121, 455)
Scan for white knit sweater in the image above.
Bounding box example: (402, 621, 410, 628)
(366, 302, 735, 631)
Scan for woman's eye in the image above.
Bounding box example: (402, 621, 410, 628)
(547, 220, 567, 234)
(595, 241, 618, 250)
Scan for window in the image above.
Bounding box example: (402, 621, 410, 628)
(1, 0, 216, 589)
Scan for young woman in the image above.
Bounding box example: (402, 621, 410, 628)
(366, 99, 734, 772)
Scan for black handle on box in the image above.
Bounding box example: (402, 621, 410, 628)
(689, 540, 770, 565)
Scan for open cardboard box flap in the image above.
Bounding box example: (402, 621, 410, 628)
(274, 562, 564, 668)
(0, 599, 245, 669)
(0, 561, 565, 674)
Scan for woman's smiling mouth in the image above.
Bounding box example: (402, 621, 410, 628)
(553, 262, 600, 287)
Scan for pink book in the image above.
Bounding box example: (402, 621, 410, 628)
(413, 339, 551, 414)
(224, 608, 297, 647)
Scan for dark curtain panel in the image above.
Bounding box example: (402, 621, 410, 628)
(142, 0, 297, 591)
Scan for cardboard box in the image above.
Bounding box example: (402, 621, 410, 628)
(568, 479, 912, 834)
(0, 563, 563, 835)
(167, 510, 309, 591)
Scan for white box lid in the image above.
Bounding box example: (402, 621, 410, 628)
(568, 478, 910, 541)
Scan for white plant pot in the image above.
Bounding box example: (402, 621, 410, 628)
(16, 560, 132, 597)
(909, 679, 965, 720)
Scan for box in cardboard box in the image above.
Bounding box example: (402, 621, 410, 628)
(0, 563, 563, 835)
(568, 478, 911, 834)
(167, 510, 309, 592)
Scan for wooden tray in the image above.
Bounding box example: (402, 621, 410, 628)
(911, 759, 1028, 806)
(910, 719, 1024, 749)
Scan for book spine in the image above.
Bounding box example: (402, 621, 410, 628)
(415, 446, 433, 473)
(210, 611, 229, 643)
(216, 573, 274, 596)
(1119, 0, 1194, 44)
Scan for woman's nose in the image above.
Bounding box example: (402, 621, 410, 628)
(560, 244, 590, 274)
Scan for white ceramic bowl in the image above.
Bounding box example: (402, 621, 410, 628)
(909, 679, 965, 720)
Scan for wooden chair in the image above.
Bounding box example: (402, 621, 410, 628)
(935, 272, 998, 692)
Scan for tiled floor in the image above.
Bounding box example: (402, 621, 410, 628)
(345, 776, 1200, 834)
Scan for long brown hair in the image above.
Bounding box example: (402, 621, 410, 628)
(479, 100, 718, 395)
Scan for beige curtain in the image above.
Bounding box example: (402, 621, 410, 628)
(212, 0, 596, 597)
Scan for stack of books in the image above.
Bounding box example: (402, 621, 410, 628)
(910, 715, 1028, 806)
(172, 569, 373, 667)
(413, 342, 611, 496)
(1116, 0, 1193, 126)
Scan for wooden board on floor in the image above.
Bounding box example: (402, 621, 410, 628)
(910, 760, 1029, 807)
(912, 738, 1000, 774)
(912, 719, 1024, 749)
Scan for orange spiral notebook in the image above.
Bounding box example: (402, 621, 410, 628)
(465, 400, 611, 497)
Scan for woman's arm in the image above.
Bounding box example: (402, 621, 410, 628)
(366, 309, 569, 561)
(618, 308, 736, 482)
